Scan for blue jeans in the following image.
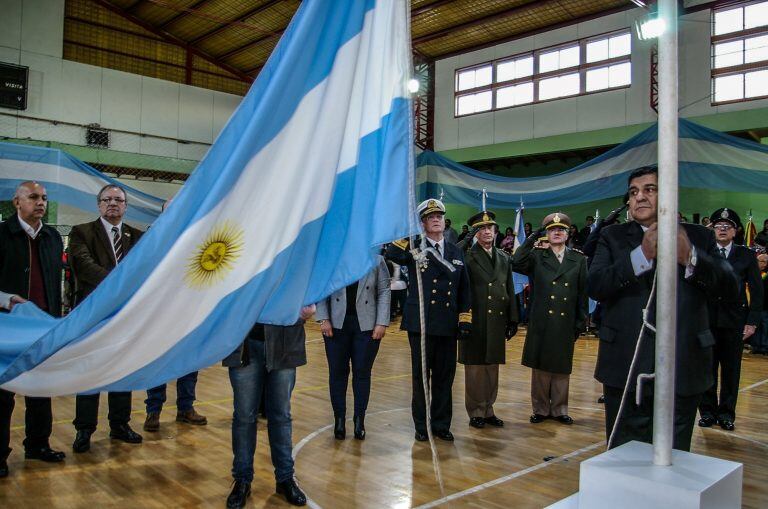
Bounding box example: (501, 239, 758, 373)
(229, 338, 296, 483)
(323, 316, 380, 418)
(145, 371, 199, 413)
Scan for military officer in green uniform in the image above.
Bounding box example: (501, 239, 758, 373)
(513, 212, 588, 425)
(458, 210, 519, 429)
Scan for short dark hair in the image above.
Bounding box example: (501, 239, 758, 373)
(627, 165, 658, 187)
(97, 184, 126, 203)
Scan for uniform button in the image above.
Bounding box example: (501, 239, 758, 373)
(421, 268, 426, 273)
(488, 310, 492, 314)
(499, 311, 503, 315)
(431, 300, 436, 304)
(447, 291, 451, 295)
(365, 300, 368, 304)
(446, 303, 450, 307)
(432, 289, 437, 294)
(548, 310, 553, 314)
(488, 283, 492, 287)
(564, 283, 569, 287)
(560, 312, 565, 316)
(366, 286, 369, 290)
(488, 296, 492, 300)
(449, 282, 452, 286)
(552, 282, 556, 285)
(551, 295, 555, 299)
(563, 297, 567, 301)
(433, 279, 438, 284)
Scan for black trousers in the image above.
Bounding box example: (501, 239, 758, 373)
(0, 389, 53, 460)
(604, 384, 701, 452)
(408, 332, 456, 434)
(73, 392, 132, 432)
(699, 326, 742, 422)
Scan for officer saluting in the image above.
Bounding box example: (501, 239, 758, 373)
(386, 198, 471, 442)
(513, 212, 588, 425)
(699, 208, 762, 431)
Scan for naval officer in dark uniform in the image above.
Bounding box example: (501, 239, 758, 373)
(699, 208, 762, 431)
(386, 198, 471, 442)
(513, 212, 588, 425)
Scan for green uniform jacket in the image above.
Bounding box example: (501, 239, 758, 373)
(458, 243, 519, 365)
(513, 237, 588, 374)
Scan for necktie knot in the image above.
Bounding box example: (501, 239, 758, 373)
(720, 247, 727, 258)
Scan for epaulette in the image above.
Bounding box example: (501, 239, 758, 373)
(392, 238, 409, 251)
(569, 247, 585, 256)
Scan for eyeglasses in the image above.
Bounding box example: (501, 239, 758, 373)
(713, 224, 733, 231)
(99, 197, 126, 204)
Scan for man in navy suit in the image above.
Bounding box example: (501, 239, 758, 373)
(588, 166, 736, 451)
(386, 198, 471, 442)
(698, 208, 762, 431)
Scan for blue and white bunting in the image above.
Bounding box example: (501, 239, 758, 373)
(0, 0, 415, 396)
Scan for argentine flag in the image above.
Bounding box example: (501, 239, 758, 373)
(0, 0, 415, 396)
(511, 205, 529, 295)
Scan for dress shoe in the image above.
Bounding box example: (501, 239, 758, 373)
(597, 395, 605, 404)
(718, 419, 735, 431)
(353, 415, 365, 440)
(333, 417, 346, 440)
(226, 480, 251, 509)
(484, 415, 504, 427)
(469, 417, 485, 428)
(554, 415, 574, 425)
(25, 446, 65, 462)
(143, 412, 160, 432)
(109, 423, 143, 444)
(414, 431, 428, 442)
(73, 430, 93, 453)
(698, 415, 716, 427)
(0, 459, 8, 478)
(529, 414, 547, 423)
(276, 478, 307, 506)
(434, 429, 454, 442)
(176, 408, 207, 426)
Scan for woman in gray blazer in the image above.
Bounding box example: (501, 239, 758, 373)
(315, 256, 391, 440)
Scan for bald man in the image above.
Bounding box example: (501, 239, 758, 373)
(0, 181, 66, 477)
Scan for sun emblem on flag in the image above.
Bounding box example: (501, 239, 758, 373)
(185, 221, 245, 289)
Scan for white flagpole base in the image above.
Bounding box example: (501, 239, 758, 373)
(546, 441, 742, 509)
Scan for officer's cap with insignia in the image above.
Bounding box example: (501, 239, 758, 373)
(468, 210, 497, 229)
(710, 207, 741, 229)
(541, 211, 572, 230)
(417, 198, 446, 219)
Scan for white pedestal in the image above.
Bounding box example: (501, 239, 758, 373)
(547, 441, 742, 509)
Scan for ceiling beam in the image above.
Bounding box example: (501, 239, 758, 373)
(412, 0, 544, 46)
(411, 0, 456, 17)
(189, 0, 286, 45)
(89, 0, 253, 82)
(217, 27, 283, 61)
(424, 3, 636, 60)
(159, 0, 212, 29)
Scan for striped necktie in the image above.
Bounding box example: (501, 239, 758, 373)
(112, 226, 123, 263)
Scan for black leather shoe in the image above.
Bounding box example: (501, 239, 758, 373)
(698, 415, 716, 427)
(529, 414, 547, 423)
(276, 478, 307, 506)
(353, 415, 365, 440)
(333, 417, 346, 440)
(226, 480, 251, 509)
(109, 424, 143, 444)
(597, 395, 605, 404)
(73, 430, 93, 453)
(434, 429, 454, 442)
(414, 431, 428, 442)
(25, 446, 65, 462)
(0, 459, 7, 478)
(718, 419, 735, 431)
(484, 415, 504, 427)
(469, 417, 485, 428)
(554, 415, 574, 425)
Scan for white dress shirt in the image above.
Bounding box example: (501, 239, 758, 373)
(630, 224, 697, 277)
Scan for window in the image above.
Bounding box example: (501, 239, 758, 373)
(454, 29, 632, 116)
(711, 1, 768, 104)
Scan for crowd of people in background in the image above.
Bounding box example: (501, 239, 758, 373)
(1, 170, 766, 508)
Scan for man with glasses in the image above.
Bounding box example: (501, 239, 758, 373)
(68, 184, 144, 453)
(513, 212, 588, 425)
(698, 208, 762, 431)
(0, 181, 67, 477)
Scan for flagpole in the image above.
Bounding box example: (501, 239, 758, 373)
(653, 0, 678, 467)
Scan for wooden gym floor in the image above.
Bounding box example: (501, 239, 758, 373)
(2, 322, 767, 508)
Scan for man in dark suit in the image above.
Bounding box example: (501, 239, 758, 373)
(698, 208, 762, 431)
(386, 198, 471, 442)
(0, 181, 67, 477)
(68, 184, 144, 453)
(588, 166, 736, 451)
(458, 211, 518, 429)
(514, 212, 588, 425)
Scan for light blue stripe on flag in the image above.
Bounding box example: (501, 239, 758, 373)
(0, 0, 416, 396)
